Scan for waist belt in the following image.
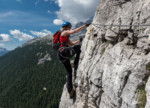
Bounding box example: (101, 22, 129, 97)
(58, 47, 70, 59)
(59, 47, 65, 52)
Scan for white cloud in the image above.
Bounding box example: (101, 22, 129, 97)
(30, 29, 52, 37)
(47, 10, 51, 14)
(44, 0, 49, 2)
(10, 29, 34, 41)
(53, 19, 63, 25)
(55, 0, 100, 24)
(0, 11, 51, 27)
(16, 0, 21, 2)
(0, 12, 14, 18)
(0, 43, 5, 47)
(35, 0, 40, 5)
(0, 34, 11, 42)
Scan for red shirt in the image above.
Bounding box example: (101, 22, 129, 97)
(59, 35, 70, 47)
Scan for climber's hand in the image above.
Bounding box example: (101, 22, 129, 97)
(85, 23, 91, 27)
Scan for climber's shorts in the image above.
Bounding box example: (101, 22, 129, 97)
(58, 45, 81, 62)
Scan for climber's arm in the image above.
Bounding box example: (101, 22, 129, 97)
(69, 40, 80, 46)
(62, 25, 86, 36)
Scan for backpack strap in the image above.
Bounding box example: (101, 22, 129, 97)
(57, 31, 61, 42)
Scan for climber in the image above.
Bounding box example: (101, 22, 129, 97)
(58, 21, 91, 99)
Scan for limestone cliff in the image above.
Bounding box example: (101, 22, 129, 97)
(59, 0, 150, 108)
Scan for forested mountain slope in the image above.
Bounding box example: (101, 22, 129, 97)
(0, 36, 66, 108)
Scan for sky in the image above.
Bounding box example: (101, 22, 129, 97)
(0, 0, 100, 50)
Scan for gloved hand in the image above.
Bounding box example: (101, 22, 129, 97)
(85, 23, 91, 27)
(80, 37, 83, 42)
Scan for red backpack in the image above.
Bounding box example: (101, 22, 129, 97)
(52, 31, 61, 51)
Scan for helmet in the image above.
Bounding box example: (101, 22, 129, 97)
(62, 21, 72, 28)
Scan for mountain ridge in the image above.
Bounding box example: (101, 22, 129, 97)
(0, 47, 10, 56)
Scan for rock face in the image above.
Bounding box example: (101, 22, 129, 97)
(59, 0, 150, 108)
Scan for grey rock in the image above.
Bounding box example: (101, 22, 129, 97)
(37, 53, 51, 65)
(59, 0, 150, 108)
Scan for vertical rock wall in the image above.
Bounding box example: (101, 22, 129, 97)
(59, 0, 150, 108)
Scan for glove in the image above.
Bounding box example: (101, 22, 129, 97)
(80, 37, 83, 42)
(85, 23, 91, 27)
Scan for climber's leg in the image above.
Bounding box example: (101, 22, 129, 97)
(63, 59, 73, 93)
(58, 50, 73, 93)
(73, 45, 81, 69)
(71, 45, 81, 80)
(58, 47, 77, 98)
(62, 59, 76, 98)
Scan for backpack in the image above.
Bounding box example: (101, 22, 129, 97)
(52, 31, 61, 51)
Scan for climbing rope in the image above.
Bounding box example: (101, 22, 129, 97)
(91, 23, 150, 39)
(92, 23, 150, 27)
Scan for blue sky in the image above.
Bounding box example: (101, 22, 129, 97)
(0, 0, 100, 50)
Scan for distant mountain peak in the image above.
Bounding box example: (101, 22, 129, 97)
(0, 47, 7, 51)
(0, 47, 9, 56)
(20, 35, 51, 48)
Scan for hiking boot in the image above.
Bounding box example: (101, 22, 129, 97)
(69, 89, 76, 99)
